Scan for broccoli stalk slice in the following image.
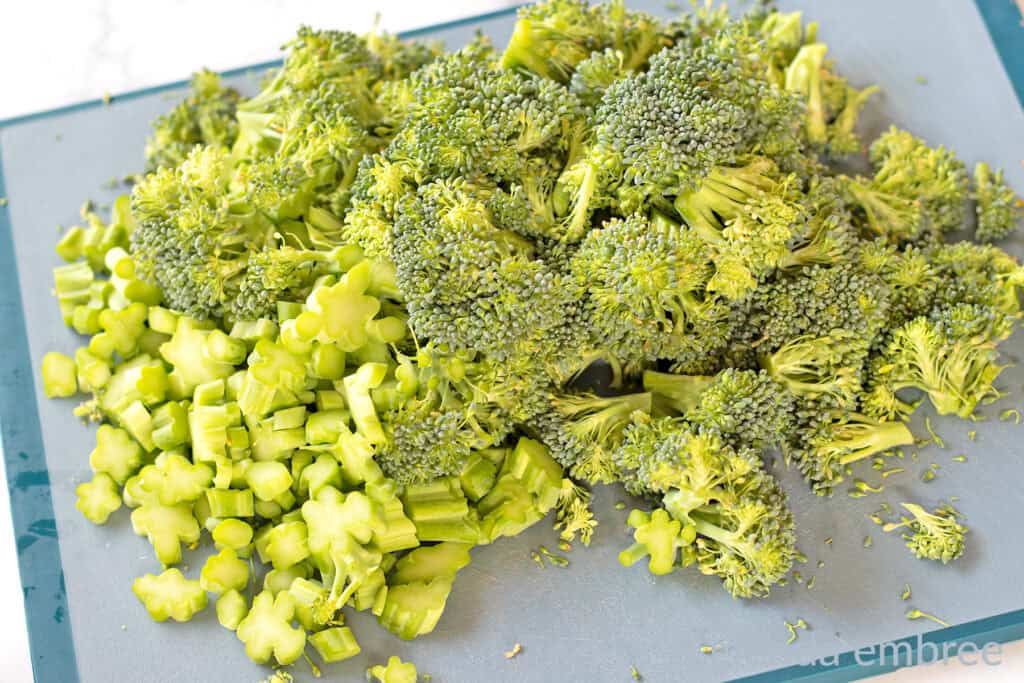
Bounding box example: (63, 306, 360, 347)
(642, 371, 715, 414)
(831, 417, 915, 467)
(133, 568, 208, 622)
(236, 590, 307, 665)
(618, 508, 691, 576)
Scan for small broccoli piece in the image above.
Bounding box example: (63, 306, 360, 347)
(744, 262, 892, 353)
(310, 626, 361, 663)
(973, 162, 1022, 243)
(614, 416, 796, 598)
(236, 590, 307, 665)
(392, 179, 569, 360)
(502, 0, 666, 82)
(41, 351, 78, 398)
(530, 391, 651, 481)
(783, 42, 878, 155)
(883, 503, 966, 563)
(367, 656, 418, 683)
(216, 589, 249, 631)
(879, 317, 1004, 418)
(133, 568, 208, 622)
(760, 331, 865, 407)
(200, 548, 250, 594)
(793, 413, 915, 494)
(88, 424, 144, 485)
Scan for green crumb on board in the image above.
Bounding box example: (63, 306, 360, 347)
(863, 535, 873, 548)
(614, 502, 626, 510)
(0, 197, 8, 207)
(700, 646, 713, 655)
(505, 643, 523, 659)
(881, 468, 904, 478)
(968, 430, 977, 441)
(925, 417, 945, 448)
(817, 560, 825, 568)
(807, 576, 816, 590)
(953, 455, 967, 463)
(824, 537, 833, 545)
(631, 664, 642, 680)
(531, 551, 545, 569)
(915, 75, 928, 84)
(1000, 408, 1021, 424)
(901, 584, 912, 601)
(921, 469, 936, 483)
(558, 541, 572, 552)
(785, 618, 809, 644)
(102, 92, 112, 105)
(906, 608, 950, 628)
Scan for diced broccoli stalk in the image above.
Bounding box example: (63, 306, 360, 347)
(133, 568, 208, 622)
(76, 473, 123, 524)
(235, 591, 307, 665)
(367, 656, 418, 683)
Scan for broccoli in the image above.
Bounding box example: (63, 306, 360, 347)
(614, 416, 796, 598)
(883, 503, 966, 563)
(145, 70, 241, 171)
(791, 413, 915, 494)
(972, 162, 1022, 243)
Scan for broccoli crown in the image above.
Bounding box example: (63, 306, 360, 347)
(743, 260, 892, 352)
(687, 369, 796, 451)
(392, 178, 569, 360)
(614, 416, 796, 598)
(592, 33, 800, 199)
(398, 45, 582, 184)
(377, 346, 548, 485)
(145, 70, 241, 171)
(569, 213, 733, 367)
(529, 391, 651, 482)
(501, 0, 667, 83)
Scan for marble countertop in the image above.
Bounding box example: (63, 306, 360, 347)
(1, 2, 1021, 681)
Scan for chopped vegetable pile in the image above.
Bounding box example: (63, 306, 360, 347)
(34, 0, 1024, 678)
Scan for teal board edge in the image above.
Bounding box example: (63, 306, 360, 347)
(0, 2, 1019, 682)
(0, 141, 79, 682)
(975, 0, 1024, 108)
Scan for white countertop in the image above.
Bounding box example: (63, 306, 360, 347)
(1, 2, 1021, 681)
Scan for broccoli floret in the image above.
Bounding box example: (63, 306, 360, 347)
(569, 213, 733, 368)
(561, 29, 802, 232)
(845, 127, 968, 241)
(783, 42, 878, 155)
(760, 330, 866, 408)
(501, 0, 666, 83)
(614, 416, 796, 598)
(883, 503, 966, 563)
(645, 368, 795, 451)
(742, 261, 892, 352)
(529, 391, 651, 482)
(392, 179, 569, 360)
(972, 162, 1022, 243)
(792, 413, 914, 494)
(145, 70, 241, 171)
(876, 317, 1004, 418)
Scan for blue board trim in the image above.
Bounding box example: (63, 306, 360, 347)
(975, 0, 1024, 108)
(0, 142, 80, 681)
(1, 2, 1022, 681)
